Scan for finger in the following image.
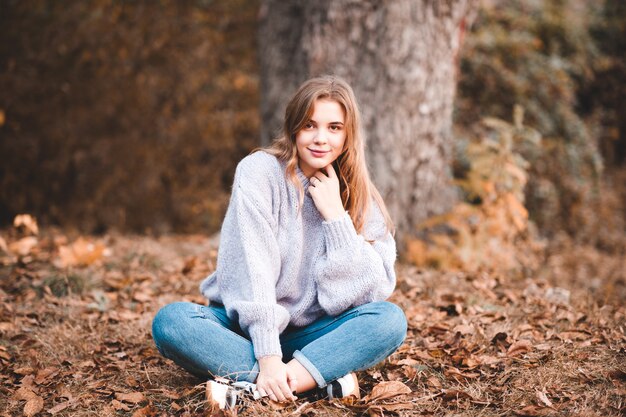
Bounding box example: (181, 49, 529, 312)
(324, 164, 337, 178)
(287, 378, 298, 398)
(277, 375, 293, 400)
(313, 172, 326, 182)
(286, 369, 298, 395)
(265, 386, 278, 402)
(268, 381, 286, 402)
(257, 386, 268, 398)
(281, 381, 296, 401)
(278, 377, 294, 401)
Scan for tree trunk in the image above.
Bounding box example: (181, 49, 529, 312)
(259, 0, 476, 249)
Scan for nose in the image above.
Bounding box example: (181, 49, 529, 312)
(314, 128, 328, 143)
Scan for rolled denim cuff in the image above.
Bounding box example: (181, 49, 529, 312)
(293, 350, 327, 388)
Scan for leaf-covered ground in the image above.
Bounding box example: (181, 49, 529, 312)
(0, 224, 624, 416)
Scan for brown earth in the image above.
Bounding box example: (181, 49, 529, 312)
(0, 226, 624, 416)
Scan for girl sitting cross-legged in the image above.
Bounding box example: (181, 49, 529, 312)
(151, 75, 408, 410)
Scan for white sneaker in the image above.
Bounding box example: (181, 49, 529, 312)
(332, 372, 360, 399)
(206, 378, 261, 410)
(301, 372, 360, 401)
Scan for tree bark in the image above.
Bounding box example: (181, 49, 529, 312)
(259, 0, 476, 249)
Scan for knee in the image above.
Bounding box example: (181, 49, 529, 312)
(152, 302, 193, 346)
(367, 301, 407, 348)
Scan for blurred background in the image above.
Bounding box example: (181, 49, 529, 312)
(1, 0, 624, 272)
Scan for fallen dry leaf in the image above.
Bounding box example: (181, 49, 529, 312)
(111, 399, 130, 411)
(411, 349, 434, 362)
(132, 405, 158, 417)
(452, 323, 474, 335)
(558, 330, 591, 341)
(56, 237, 106, 267)
(47, 400, 71, 415)
(396, 358, 420, 367)
(15, 387, 38, 401)
(442, 389, 474, 401)
(365, 380, 411, 402)
(35, 367, 59, 385)
(182, 256, 197, 274)
(507, 340, 533, 357)
(427, 375, 442, 388)
(160, 389, 181, 400)
(23, 395, 44, 417)
(13, 214, 39, 235)
(0, 235, 8, 253)
(9, 236, 38, 256)
(444, 366, 480, 381)
(132, 291, 152, 303)
(477, 354, 502, 365)
(369, 402, 415, 413)
(115, 391, 145, 404)
(14, 367, 35, 376)
(535, 390, 553, 408)
(608, 368, 626, 381)
(291, 401, 314, 415)
(515, 404, 550, 416)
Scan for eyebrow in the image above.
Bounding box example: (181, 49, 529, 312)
(308, 119, 344, 125)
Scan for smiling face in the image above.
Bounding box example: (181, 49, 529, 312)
(295, 99, 347, 178)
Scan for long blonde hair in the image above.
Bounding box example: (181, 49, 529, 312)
(258, 75, 394, 236)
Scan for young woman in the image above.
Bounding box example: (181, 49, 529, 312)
(152, 75, 407, 410)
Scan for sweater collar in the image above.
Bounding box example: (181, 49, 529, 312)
(295, 163, 310, 188)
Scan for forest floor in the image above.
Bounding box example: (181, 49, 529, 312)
(0, 225, 624, 417)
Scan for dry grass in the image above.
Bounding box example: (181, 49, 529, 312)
(0, 230, 624, 416)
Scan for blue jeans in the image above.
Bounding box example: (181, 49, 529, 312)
(152, 301, 407, 388)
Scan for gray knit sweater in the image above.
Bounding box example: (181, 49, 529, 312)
(199, 151, 397, 359)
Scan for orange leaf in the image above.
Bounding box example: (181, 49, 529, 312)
(115, 391, 145, 404)
(57, 237, 106, 267)
(396, 358, 420, 367)
(13, 214, 39, 235)
(9, 237, 38, 256)
(442, 389, 474, 401)
(132, 405, 158, 417)
(47, 400, 70, 414)
(23, 395, 44, 416)
(515, 404, 550, 416)
(507, 340, 533, 357)
(111, 399, 129, 411)
(0, 235, 8, 253)
(366, 381, 411, 402)
(15, 387, 38, 401)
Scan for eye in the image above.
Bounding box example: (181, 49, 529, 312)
(330, 124, 343, 131)
(304, 122, 314, 129)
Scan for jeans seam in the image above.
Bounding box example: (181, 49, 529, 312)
(353, 339, 405, 375)
(191, 305, 252, 345)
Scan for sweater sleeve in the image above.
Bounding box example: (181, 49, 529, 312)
(215, 154, 290, 359)
(314, 199, 397, 316)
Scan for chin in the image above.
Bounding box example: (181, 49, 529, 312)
(304, 159, 326, 169)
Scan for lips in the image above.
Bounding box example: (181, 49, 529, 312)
(308, 148, 329, 157)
